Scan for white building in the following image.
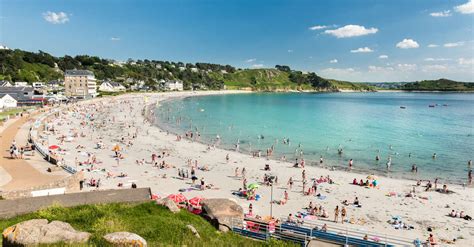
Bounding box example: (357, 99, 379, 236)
(164, 80, 184, 91)
(14, 82, 28, 87)
(0, 94, 18, 108)
(99, 81, 126, 92)
(0, 81, 12, 87)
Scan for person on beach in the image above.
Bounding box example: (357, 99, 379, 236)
(348, 159, 353, 170)
(248, 203, 253, 215)
(341, 206, 347, 224)
(434, 178, 438, 190)
(376, 155, 380, 161)
(412, 164, 418, 173)
(428, 233, 437, 246)
(469, 160, 472, 167)
(319, 156, 324, 165)
(235, 167, 239, 177)
(468, 169, 472, 185)
(288, 177, 294, 190)
(334, 206, 340, 223)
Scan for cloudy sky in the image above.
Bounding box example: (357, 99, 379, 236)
(0, 0, 473, 82)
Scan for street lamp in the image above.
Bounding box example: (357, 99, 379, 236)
(270, 182, 274, 218)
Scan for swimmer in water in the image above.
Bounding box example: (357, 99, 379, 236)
(432, 153, 437, 159)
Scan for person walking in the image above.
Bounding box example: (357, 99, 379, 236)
(334, 206, 340, 223)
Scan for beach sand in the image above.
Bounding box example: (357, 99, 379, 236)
(43, 91, 473, 246)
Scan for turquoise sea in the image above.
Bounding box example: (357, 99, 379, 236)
(155, 93, 473, 183)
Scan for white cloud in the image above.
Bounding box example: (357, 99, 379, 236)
(396, 39, 419, 49)
(378, 55, 388, 59)
(350, 47, 373, 53)
(430, 10, 452, 17)
(309, 25, 328, 30)
(110, 37, 120, 41)
(245, 58, 256, 63)
(422, 65, 448, 72)
(287, 49, 293, 53)
(252, 64, 264, 68)
(427, 44, 439, 48)
(424, 58, 451, 62)
(329, 59, 338, 63)
(397, 63, 417, 71)
(324, 25, 378, 38)
(458, 57, 474, 65)
(454, 0, 474, 14)
(368, 65, 394, 72)
(43, 11, 69, 24)
(444, 41, 464, 47)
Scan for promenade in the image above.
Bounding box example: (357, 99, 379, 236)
(0, 114, 65, 191)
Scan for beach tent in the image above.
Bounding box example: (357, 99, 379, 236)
(167, 193, 187, 204)
(189, 196, 205, 206)
(48, 145, 60, 150)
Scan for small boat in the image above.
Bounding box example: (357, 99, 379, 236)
(429, 104, 435, 108)
(443, 104, 448, 107)
(400, 106, 406, 109)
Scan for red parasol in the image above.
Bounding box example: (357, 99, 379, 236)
(48, 145, 60, 150)
(167, 193, 187, 204)
(189, 196, 205, 206)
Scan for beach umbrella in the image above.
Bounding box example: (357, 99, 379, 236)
(247, 183, 260, 190)
(112, 144, 121, 152)
(189, 196, 205, 206)
(167, 193, 187, 204)
(367, 175, 378, 180)
(48, 145, 60, 150)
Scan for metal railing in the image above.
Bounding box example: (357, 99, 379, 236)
(280, 215, 415, 246)
(230, 216, 416, 247)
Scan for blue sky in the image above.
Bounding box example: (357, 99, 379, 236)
(0, 0, 473, 82)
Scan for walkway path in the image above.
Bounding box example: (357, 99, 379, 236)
(0, 114, 65, 191)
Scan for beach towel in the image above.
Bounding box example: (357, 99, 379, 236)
(317, 195, 327, 200)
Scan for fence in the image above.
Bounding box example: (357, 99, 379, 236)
(230, 216, 416, 247)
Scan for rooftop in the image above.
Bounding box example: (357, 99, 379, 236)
(65, 70, 94, 76)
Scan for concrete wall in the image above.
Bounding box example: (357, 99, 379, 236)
(0, 171, 84, 200)
(0, 187, 152, 219)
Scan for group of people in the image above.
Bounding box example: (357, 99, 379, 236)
(9, 140, 26, 159)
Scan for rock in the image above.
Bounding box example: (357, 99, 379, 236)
(201, 198, 244, 232)
(103, 232, 147, 247)
(156, 198, 180, 213)
(186, 225, 200, 239)
(2, 219, 90, 246)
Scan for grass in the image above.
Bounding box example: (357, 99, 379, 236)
(0, 107, 33, 121)
(0, 202, 296, 247)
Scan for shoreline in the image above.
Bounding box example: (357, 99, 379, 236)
(151, 91, 470, 185)
(43, 90, 473, 246)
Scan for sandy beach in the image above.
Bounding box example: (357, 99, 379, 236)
(41, 90, 473, 246)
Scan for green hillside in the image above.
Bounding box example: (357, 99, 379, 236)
(0, 49, 372, 92)
(0, 202, 294, 246)
(401, 78, 474, 91)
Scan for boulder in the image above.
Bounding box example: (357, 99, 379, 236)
(156, 198, 180, 213)
(186, 224, 200, 239)
(103, 232, 147, 247)
(2, 219, 90, 246)
(201, 198, 244, 232)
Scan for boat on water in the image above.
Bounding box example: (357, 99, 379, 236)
(400, 106, 406, 109)
(429, 104, 435, 108)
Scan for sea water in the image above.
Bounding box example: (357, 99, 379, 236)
(155, 92, 473, 183)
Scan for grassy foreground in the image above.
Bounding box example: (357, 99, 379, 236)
(0, 202, 295, 246)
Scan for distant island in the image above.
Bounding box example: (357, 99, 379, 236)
(0, 49, 472, 92)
